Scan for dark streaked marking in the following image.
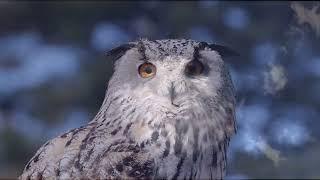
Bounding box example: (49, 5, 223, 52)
(71, 126, 87, 135)
(111, 128, 118, 135)
(193, 42, 207, 61)
(153, 40, 166, 53)
(151, 131, 159, 142)
(33, 154, 40, 163)
(112, 116, 121, 123)
(172, 44, 178, 53)
(103, 110, 107, 121)
(202, 134, 208, 143)
(88, 136, 96, 142)
(174, 137, 183, 155)
(190, 167, 194, 180)
(142, 160, 155, 177)
(84, 148, 94, 162)
(107, 168, 114, 175)
(114, 144, 140, 153)
(37, 172, 43, 180)
(25, 161, 31, 170)
(74, 150, 84, 171)
(137, 41, 147, 61)
(123, 156, 135, 166)
(104, 140, 126, 154)
(212, 150, 218, 167)
(154, 166, 160, 178)
(55, 169, 60, 176)
(104, 96, 120, 114)
(145, 140, 151, 145)
(129, 139, 135, 144)
(74, 158, 81, 170)
(131, 144, 140, 153)
(172, 153, 187, 180)
(193, 167, 198, 179)
(163, 140, 170, 158)
(220, 146, 224, 176)
(65, 125, 93, 147)
(222, 142, 227, 170)
(225, 107, 233, 114)
(65, 139, 72, 147)
(125, 108, 136, 119)
(43, 141, 50, 147)
(140, 142, 145, 148)
(116, 164, 124, 172)
(60, 132, 68, 138)
(80, 143, 86, 150)
(192, 127, 200, 162)
(111, 126, 122, 136)
(72, 127, 85, 136)
(81, 126, 96, 146)
(76, 126, 97, 171)
(123, 122, 133, 135)
(192, 150, 199, 163)
(127, 159, 154, 178)
(94, 139, 124, 167)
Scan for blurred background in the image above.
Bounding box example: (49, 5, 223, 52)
(0, 1, 319, 179)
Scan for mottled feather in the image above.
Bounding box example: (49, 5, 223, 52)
(20, 39, 237, 180)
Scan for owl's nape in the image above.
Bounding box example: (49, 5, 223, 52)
(20, 39, 237, 180)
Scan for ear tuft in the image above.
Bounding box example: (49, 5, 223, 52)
(106, 43, 136, 60)
(206, 43, 240, 58)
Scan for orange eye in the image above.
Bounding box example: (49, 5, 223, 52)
(138, 62, 156, 78)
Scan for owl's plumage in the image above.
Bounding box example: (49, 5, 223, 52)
(20, 39, 237, 180)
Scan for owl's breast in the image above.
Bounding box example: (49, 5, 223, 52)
(98, 92, 234, 179)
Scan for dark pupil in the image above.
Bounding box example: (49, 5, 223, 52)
(144, 66, 153, 74)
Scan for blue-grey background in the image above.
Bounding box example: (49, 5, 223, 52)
(0, 1, 319, 179)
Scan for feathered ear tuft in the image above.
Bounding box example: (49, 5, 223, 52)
(207, 43, 240, 58)
(106, 43, 136, 60)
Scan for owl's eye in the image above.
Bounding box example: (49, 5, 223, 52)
(138, 62, 156, 78)
(184, 60, 204, 76)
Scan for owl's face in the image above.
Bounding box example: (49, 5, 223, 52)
(105, 39, 237, 143)
(109, 39, 234, 109)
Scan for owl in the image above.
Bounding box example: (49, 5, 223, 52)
(20, 39, 238, 180)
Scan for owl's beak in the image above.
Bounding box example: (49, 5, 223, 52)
(169, 82, 179, 108)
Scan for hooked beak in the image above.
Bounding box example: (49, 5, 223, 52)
(169, 82, 180, 108)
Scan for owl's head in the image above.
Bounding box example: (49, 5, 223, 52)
(104, 39, 237, 142)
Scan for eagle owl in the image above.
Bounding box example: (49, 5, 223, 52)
(20, 39, 237, 180)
